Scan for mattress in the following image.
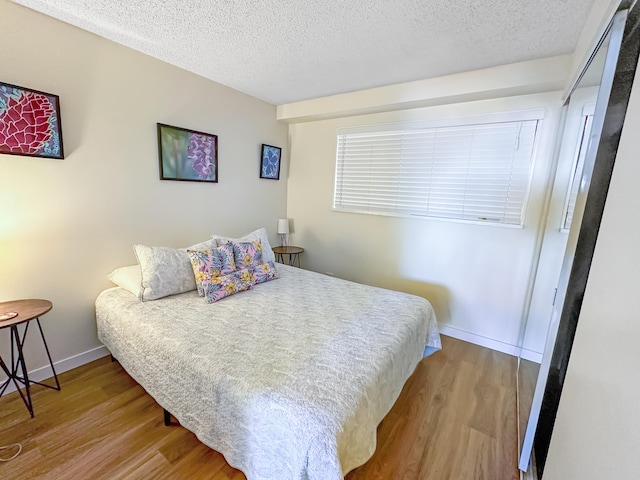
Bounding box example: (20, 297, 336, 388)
(96, 264, 441, 480)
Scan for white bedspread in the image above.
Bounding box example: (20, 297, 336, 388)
(96, 264, 440, 479)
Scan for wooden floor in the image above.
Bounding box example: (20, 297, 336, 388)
(0, 336, 519, 479)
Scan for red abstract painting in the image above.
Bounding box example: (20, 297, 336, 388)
(0, 82, 64, 159)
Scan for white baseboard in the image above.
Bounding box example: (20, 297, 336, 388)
(520, 348, 543, 364)
(1, 345, 110, 395)
(439, 324, 523, 358)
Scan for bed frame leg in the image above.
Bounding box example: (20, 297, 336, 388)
(164, 409, 171, 426)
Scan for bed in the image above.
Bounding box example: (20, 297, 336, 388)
(96, 260, 440, 479)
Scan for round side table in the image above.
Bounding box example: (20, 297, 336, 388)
(272, 246, 304, 268)
(0, 299, 61, 417)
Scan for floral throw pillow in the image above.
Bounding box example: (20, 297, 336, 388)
(204, 269, 254, 303)
(250, 261, 280, 285)
(212, 228, 276, 264)
(187, 244, 236, 297)
(229, 240, 264, 270)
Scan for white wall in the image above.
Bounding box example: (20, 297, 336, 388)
(286, 91, 563, 352)
(542, 48, 640, 480)
(0, 0, 287, 376)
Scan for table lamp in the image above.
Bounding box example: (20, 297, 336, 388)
(277, 218, 289, 247)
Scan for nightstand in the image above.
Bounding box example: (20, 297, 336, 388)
(272, 246, 304, 268)
(0, 299, 61, 417)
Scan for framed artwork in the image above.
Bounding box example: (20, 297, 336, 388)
(157, 123, 218, 183)
(0, 82, 64, 159)
(260, 144, 281, 180)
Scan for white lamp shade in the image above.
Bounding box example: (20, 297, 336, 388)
(277, 218, 290, 234)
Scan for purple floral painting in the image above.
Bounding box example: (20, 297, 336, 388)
(157, 123, 218, 183)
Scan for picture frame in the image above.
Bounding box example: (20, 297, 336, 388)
(0, 81, 64, 159)
(260, 144, 281, 180)
(157, 123, 218, 183)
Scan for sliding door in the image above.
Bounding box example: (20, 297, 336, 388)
(519, 3, 640, 476)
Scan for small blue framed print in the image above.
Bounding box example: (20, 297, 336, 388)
(260, 144, 281, 180)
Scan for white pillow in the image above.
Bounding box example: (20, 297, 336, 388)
(107, 265, 143, 299)
(212, 227, 276, 264)
(133, 239, 216, 301)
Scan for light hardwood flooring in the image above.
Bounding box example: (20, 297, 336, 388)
(0, 336, 519, 479)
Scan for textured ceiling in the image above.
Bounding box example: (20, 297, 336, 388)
(13, 0, 596, 105)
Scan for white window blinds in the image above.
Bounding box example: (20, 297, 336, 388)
(334, 119, 540, 226)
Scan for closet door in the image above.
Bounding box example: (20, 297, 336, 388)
(519, 4, 640, 476)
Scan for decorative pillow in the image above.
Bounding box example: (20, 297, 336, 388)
(212, 228, 276, 264)
(204, 269, 254, 304)
(187, 244, 236, 297)
(229, 240, 264, 270)
(133, 239, 217, 301)
(107, 265, 143, 298)
(250, 261, 280, 285)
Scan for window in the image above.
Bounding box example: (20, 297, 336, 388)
(333, 115, 541, 226)
(561, 105, 595, 231)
